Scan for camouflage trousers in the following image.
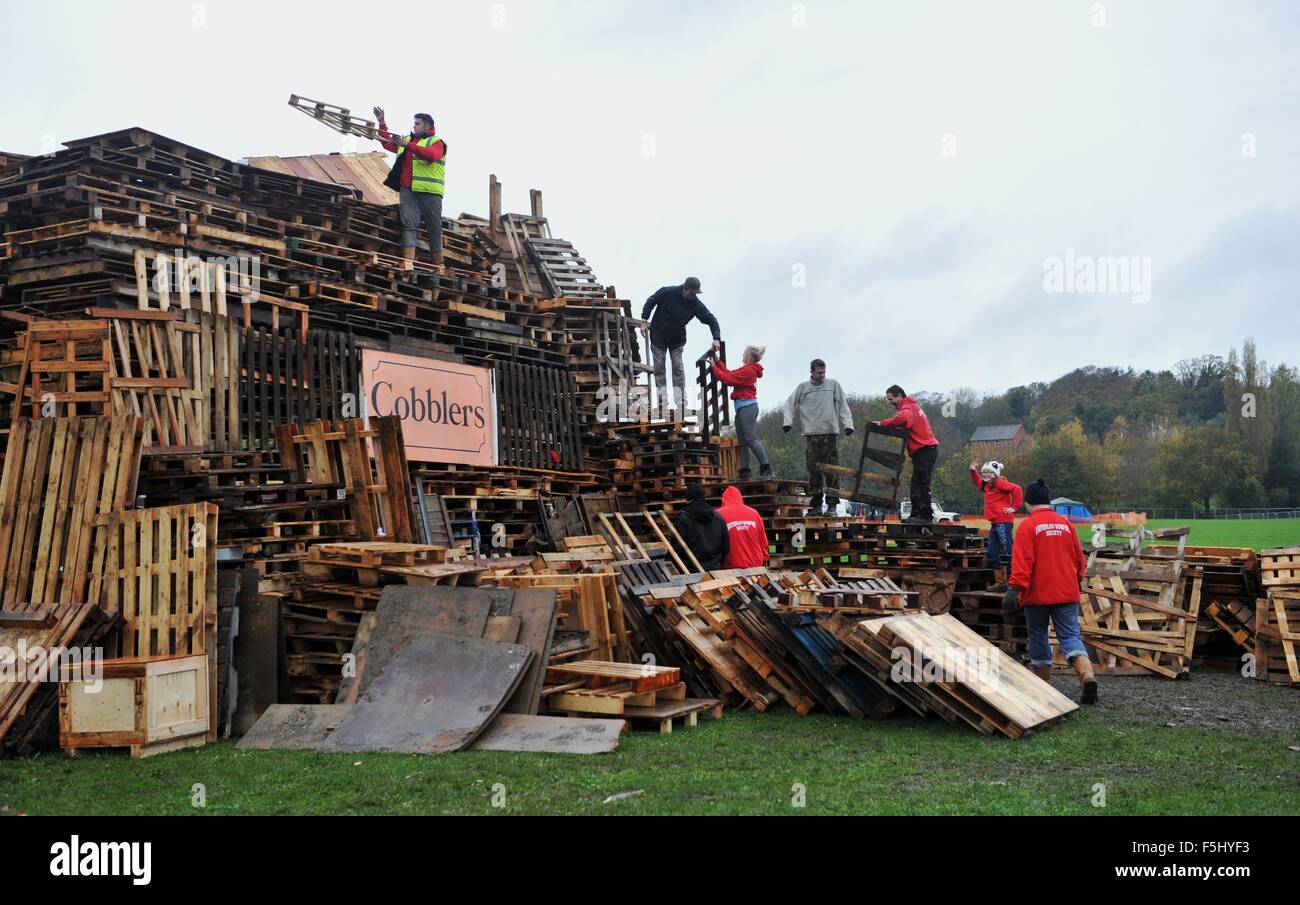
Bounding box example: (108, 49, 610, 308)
(805, 433, 839, 511)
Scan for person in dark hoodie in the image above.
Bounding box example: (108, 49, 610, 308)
(640, 278, 722, 416)
(673, 483, 729, 571)
(716, 485, 770, 569)
(712, 344, 772, 480)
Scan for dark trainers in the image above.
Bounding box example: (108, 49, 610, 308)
(737, 469, 752, 480)
(759, 464, 774, 478)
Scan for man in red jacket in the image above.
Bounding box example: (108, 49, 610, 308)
(873, 385, 940, 522)
(1003, 478, 1097, 703)
(969, 459, 1023, 587)
(716, 486, 770, 569)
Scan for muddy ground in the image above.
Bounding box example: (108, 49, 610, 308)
(1045, 665, 1299, 736)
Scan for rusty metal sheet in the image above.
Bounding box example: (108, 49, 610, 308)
(324, 634, 532, 754)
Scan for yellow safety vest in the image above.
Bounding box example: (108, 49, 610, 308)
(406, 133, 447, 195)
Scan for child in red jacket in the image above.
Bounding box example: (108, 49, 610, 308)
(713, 346, 772, 480)
(1002, 478, 1097, 704)
(969, 459, 1023, 585)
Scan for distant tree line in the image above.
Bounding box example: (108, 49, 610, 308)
(745, 339, 1300, 513)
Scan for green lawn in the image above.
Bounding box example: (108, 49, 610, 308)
(2, 708, 1296, 816)
(1128, 519, 1300, 551)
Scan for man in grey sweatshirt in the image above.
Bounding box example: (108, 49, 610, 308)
(782, 359, 855, 513)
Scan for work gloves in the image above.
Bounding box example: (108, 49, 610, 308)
(1001, 587, 1021, 613)
(783, 425, 792, 434)
(844, 427, 855, 436)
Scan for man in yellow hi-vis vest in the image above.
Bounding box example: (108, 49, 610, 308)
(374, 107, 447, 268)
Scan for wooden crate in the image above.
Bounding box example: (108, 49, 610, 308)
(59, 654, 209, 757)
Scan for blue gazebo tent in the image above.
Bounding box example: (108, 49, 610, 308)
(1051, 497, 1092, 521)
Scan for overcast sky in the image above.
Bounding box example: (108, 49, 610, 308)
(2, 1, 1296, 404)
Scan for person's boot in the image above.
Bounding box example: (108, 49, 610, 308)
(759, 463, 774, 479)
(1070, 655, 1098, 704)
(738, 468, 752, 481)
(431, 249, 445, 270)
(401, 246, 416, 269)
(988, 568, 1008, 592)
(1032, 665, 1053, 684)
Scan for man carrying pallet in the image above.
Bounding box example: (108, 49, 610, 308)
(1002, 478, 1098, 704)
(374, 107, 447, 268)
(872, 385, 939, 523)
(782, 359, 854, 514)
(640, 277, 721, 418)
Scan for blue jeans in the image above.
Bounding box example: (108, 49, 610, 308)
(1024, 603, 1088, 667)
(986, 522, 1014, 569)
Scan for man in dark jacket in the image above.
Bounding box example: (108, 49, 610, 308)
(673, 483, 729, 571)
(640, 277, 721, 417)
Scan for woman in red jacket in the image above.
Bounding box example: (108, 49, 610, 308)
(712, 346, 772, 480)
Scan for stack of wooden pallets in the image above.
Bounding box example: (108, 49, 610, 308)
(1256, 546, 1300, 686)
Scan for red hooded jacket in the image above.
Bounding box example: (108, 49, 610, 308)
(969, 469, 1024, 524)
(879, 396, 939, 454)
(1009, 507, 1088, 606)
(712, 361, 762, 402)
(716, 486, 769, 568)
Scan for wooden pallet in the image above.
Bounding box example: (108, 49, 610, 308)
(1078, 558, 1200, 678)
(496, 572, 628, 662)
(278, 416, 417, 543)
(1261, 546, 1300, 588)
(850, 612, 1078, 739)
(86, 502, 219, 741)
(0, 602, 101, 751)
(0, 416, 144, 607)
(1255, 589, 1300, 686)
(287, 94, 379, 140)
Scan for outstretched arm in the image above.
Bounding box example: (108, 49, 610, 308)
(694, 300, 722, 341)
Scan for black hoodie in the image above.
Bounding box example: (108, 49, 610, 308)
(673, 499, 730, 571)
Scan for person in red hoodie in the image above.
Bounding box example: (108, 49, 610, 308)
(712, 345, 772, 480)
(1003, 478, 1097, 703)
(716, 486, 770, 569)
(872, 385, 940, 522)
(969, 459, 1023, 586)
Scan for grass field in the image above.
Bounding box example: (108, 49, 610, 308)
(2, 695, 1296, 816)
(1127, 519, 1300, 550)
